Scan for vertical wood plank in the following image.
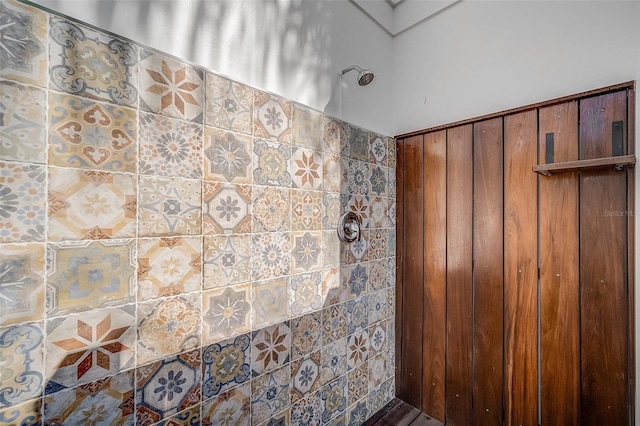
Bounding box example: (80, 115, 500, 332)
(446, 124, 473, 426)
(538, 101, 580, 425)
(422, 130, 447, 422)
(627, 88, 635, 426)
(579, 91, 629, 426)
(504, 110, 538, 426)
(472, 118, 504, 426)
(401, 135, 424, 409)
(396, 139, 405, 398)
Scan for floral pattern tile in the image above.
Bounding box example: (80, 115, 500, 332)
(387, 229, 396, 257)
(0, 397, 41, 425)
(50, 17, 138, 106)
(347, 160, 369, 196)
(204, 127, 252, 183)
(251, 321, 291, 377)
(254, 91, 291, 143)
(290, 388, 322, 426)
(291, 146, 322, 190)
(347, 399, 368, 426)
(253, 279, 290, 329)
(327, 412, 346, 426)
(203, 234, 251, 289)
(367, 229, 387, 261)
(388, 168, 396, 198)
(369, 135, 387, 166)
(321, 303, 347, 346)
(292, 105, 321, 151)
(44, 370, 134, 425)
(289, 272, 322, 317)
(323, 231, 347, 268)
(368, 290, 388, 326)
(0, 81, 46, 163)
(291, 190, 322, 231)
(137, 295, 201, 365)
(252, 233, 290, 282)
(347, 363, 368, 407)
(348, 127, 369, 161)
(320, 338, 347, 387)
(368, 260, 387, 292)
(139, 50, 204, 123)
(138, 176, 201, 237)
(369, 197, 389, 229)
(320, 375, 347, 423)
(0, 323, 43, 407)
(251, 365, 291, 425)
(322, 267, 348, 308)
(291, 231, 322, 273)
(347, 329, 369, 370)
(157, 404, 201, 426)
(137, 237, 202, 301)
(370, 166, 388, 197)
(347, 262, 368, 300)
(321, 116, 348, 157)
(202, 333, 251, 399)
(387, 138, 397, 169)
(369, 322, 387, 356)
(253, 139, 292, 187)
(252, 186, 290, 232)
(290, 351, 321, 402)
(202, 181, 251, 234)
(202, 283, 251, 344)
(0, 0, 48, 86)
(139, 112, 202, 178)
(347, 232, 368, 265)
(322, 192, 346, 231)
(47, 239, 135, 315)
(48, 167, 136, 241)
(206, 73, 253, 135)
(346, 195, 370, 230)
(323, 155, 348, 194)
(136, 349, 201, 426)
(290, 311, 321, 361)
(202, 381, 250, 426)
(45, 305, 135, 393)
(0, 243, 44, 326)
(347, 296, 368, 336)
(257, 409, 290, 426)
(0, 162, 45, 243)
(49, 93, 137, 172)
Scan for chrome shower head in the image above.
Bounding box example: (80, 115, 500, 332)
(341, 65, 375, 86)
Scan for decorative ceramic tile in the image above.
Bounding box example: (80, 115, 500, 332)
(139, 112, 202, 178)
(0, 162, 45, 243)
(251, 365, 290, 425)
(45, 305, 135, 393)
(290, 311, 321, 361)
(48, 168, 136, 241)
(0, 243, 44, 326)
(321, 303, 347, 346)
(326, 412, 346, 426)
(44, 370, 134, 425)
(369, 135, 387, 166)
(291, 146, 322, 190)
(347, 330, 369, 370)
(348, 127, 369, 161)
(0, 81, 46, 163)
(251, 232, 290, 281)
(346, 195, 369, 230)
(139, 50, 204, 123)
(322, 231, 347, 268)
(252, 186, 290, 232)
(383, 376, 394, 402)
(347, 263, 368, 299)
(203, 234, 251, 289)
(386, 258, 395, 289)
(50, 17, 137, 105)
(290, 351, 321, 402)
(368, 290, 387, 325)
(0, 0, 47, 86)
(202, 381, 250, 426)
(49, 93, 137, 172)
(347, 363, 368, 406)
(257, 409, 290, 426)
(387, 229, 396, 257)
(254, 91, 291, 143)
(137, 295, 201, 364)
(291, 231, 322, 273)
(387, 168, 396, 198)
(320, 375, 347, 423)
(368, 322, 387, 356)
(290, 389, 322, 426)
(385, 345, 395, 383)
(319, 338, 347, 387)
(322, 193, 347, 231)
(322, 267, 348, 308)
(370, 166, 387, 197)
(251, 321, 291, 377)
(206, 74, 253, 135)
(386, 320, 395, 356)
(202, 333, 251, 398)
(136, 349, 201, 426)
(387, 138, 397, 169)
(157, 404, 201, 426)
(347, 160, 369, 196)
(368, 260, 387, 292)
(347, 296, 368, 336)
(366, 229, 387, 261)
(202, 181, 251, 234)
(291, 190, 321, 231)
(321, 116, 348, 157)
(253, 279, 290, 329)
(137, 237, 202, 301)
(367, 381, 386, 416)
(0, 323, 43, 407)
(138, 175, 201, 237)
(0, 397, 41, 425)
(346, 399, 368, 426)
(292, 105, 321, 151)
(202, 284, 251, 344)
(347, 232, 368, 265)
(253, 139, 292, 187)
(47, 239, 135, 315)
(386, 288, 395, 321)
(323, 155, 348, 194)
(204, 127, 252, 183)
(369, 197, 389, 229)
(289, 272, 322, 316)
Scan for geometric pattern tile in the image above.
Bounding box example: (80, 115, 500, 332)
(290, 351, 321, 403)
(347, 399, 369, 426)
(320, 375, 347, 423)
(202, 283, 251, 344)
(322, 155, 348, 194)
(156, 404, 201, 426)
(368, 290, 387, 326)
(251, 321, 291, 377)
(202, 181, 251, 235)
(46, 239, 136, 316)
(348, 126, 369, 161)
(252, 278, 290, 329)
(322, 231, 347, 269)
(0, 81, 46, 163)
(321, 116, 349, 158)
(291, 190, 322, 231)
(347, 160, 369, 196)
(0, 398, 41, 425)
(253, 139, 292, 187)
(347, 363, 368, 407)
(388, 167, 396, 198)
(203, 127, 252, 183)
(290, 311, 321, 361)
(0, 243, 45, 326)
(347, 231, 368, 265)
(0, 323, 44, 407)
(291, 231, 322, 274)
(251, 232, 290, 282)
(366, 229, 387, 261)
(321, 303, 347, 346)
(387, 137, 397, 168)
(289, 271, 322, 317)
(347, 296, 368, 336)
(292, 105, 321, 151)
(205, 73, 253, 135)
(0, 162, 46, 243)
(322, 267, 348, 308)
(368, 354, 387, 393)
(369, 135, 387, 166)
(347, 329, 369, 370)
(203, 234, 251, 289)
(347, 195, 370, 229)
(290, 388, 322, 426)
(322, 192, 346, 231)
(201, 381, 250, 426)
(252, 186, 290, 233)
(251, 365, 291, 425)
(254, 91, 291, 144)
(347, 263, 368, 299)
(369, 197, 389, 229)
(291, 146, 322, 190)
(257, 409, 290, 426)
(370, 166, 387, 197)
(202, 333, 251, 399)
(368, 260, 387, 292)
(320, 338, 347, 387)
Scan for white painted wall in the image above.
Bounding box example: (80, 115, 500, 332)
(35, 0, 394, 136)
(392, 0, 640, 135)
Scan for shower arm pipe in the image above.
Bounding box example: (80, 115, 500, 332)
(341, 65, 364, 75)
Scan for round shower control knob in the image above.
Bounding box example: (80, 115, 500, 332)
(337, 211, 362, 243)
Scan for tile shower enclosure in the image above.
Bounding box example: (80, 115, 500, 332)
(0, 1, 397, 425)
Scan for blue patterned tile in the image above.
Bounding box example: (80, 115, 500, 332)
(202, 333, 251, 399)
(251, 365, 290, 425)
(0, 243, 45, 326)
(320, 375, 347, 423)
(347, 296, 368, 335)
(0, 323, 44, 407)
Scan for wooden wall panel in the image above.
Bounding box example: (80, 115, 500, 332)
(472, 118, 504, 426)
(422, 130, 447, 422)
(579, 92, 629, 425)
(538, 101, 580, 425)
(445, 124, 474, 426)
(503, 110, 538, 426)
(395, 139, 405, 398)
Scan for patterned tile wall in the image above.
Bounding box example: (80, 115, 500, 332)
(0, 1, 397, 424)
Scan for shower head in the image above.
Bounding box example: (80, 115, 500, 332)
(341, 65, 375, 86)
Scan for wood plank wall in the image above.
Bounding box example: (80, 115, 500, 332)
(395, 84, 635, 425)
